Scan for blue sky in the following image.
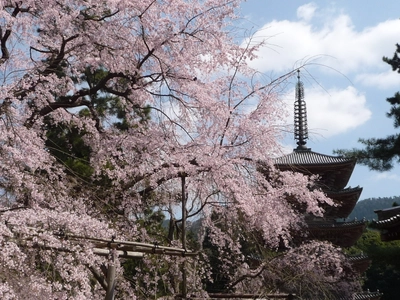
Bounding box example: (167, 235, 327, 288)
(238, 1, 400, 200)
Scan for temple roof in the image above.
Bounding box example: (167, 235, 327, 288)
(338, 291, 382, 300)
(347, 254, 371, 274)
(374, 206, 400, 221)
(347, 253, 369, 262)
(307, 220, 366, 247)
(274, 149, 355, 166)
(274, 149, 357, 190)
(325, 186, 363, 219)
(327, 186, 363, 196)
(371, 209, 400, 241)
(373, 214, 400, 228)
(371, 206, 400, 240)
(308, 220, 366, 228)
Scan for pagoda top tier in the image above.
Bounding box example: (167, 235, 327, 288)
(274, 70, 358, 190)
(274, 149, 357, 190)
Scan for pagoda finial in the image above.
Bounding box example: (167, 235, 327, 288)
(294, 70, 309, 150)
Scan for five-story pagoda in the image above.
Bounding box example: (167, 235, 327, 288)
(274, 70, 365, 248)
(274, 71, 381, 299)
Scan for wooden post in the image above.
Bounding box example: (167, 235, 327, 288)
(181, 175, 187, 299)
(105, 247, 117, 300)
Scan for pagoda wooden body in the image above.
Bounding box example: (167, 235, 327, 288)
(275, 148, 365, 248)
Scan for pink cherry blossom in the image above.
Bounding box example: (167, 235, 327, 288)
(0, 1, 352, 298)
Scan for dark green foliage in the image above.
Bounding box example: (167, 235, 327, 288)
(45, 66, 150, 181)
(41, 65, 152, 221)
(202, 231, 232, 293)
(350, 230, 400, 300)
(383, 44, 400, 73)
(45, 119, 93, 181)
(136, 207, 169, 242)
(78, 67, 150, 130)
(335, 44, 400, 171)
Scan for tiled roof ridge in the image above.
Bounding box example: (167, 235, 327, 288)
(373, 214, 400, 227)
(274, 149, 356, 165)
(346, 253, 369, 261)
(349, 291, 382, 300)
(326, 186, 363, 194)
(308, 220, 367, 228)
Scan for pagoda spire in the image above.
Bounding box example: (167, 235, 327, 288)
(294, 70, 309, 150)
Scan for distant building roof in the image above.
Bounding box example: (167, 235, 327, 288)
(371, 206, 400, 241)
(374, 206, 400, 221)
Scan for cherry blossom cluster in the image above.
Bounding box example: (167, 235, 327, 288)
(0, 0, 349, 298)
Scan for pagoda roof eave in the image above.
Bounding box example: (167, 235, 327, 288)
(307, 221, 367, 247)
(273, 149, 357, 190)
(326, 186, 363, 196)
(308, 220, 366, 229)
(324, 187, 363, 219)
(347, 253, 370, 262)
(274, 149, 356, 167)
(347, 254, 371, 274)
(338, 292, 383, 300)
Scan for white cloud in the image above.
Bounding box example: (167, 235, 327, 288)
(285, 86, 371, 138)
(374, 172, 400, 182)
(242, 4, 400, 138)
(246, 10, 400, 74)
(356, 70, 400, 90)
(297, 3, 317, 23)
